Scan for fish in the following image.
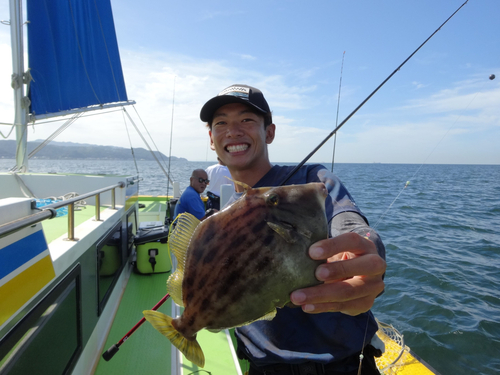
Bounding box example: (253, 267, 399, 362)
(143, 182, 329, 367)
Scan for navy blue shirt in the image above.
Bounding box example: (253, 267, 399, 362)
(234, 164, 379, 369)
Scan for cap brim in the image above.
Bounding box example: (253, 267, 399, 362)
(200, 96, 267, 123)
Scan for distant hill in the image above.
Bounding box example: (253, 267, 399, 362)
(0, 140, 186, 161)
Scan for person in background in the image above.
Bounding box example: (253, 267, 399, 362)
(200, 84, 386, 375)
(205, 157, 234, 210)
(173, 169, 209, 220)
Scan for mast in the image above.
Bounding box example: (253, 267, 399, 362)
(10, 0, 29, 172)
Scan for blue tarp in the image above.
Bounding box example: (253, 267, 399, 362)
(27, 0, 128, 117)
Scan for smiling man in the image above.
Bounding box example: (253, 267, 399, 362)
(200, 84, 386, 375)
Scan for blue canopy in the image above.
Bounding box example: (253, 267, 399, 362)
(27, 0, 128, 117)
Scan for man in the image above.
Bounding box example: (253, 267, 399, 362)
(205, 157, 234, 210)
(200, 84, 386, 375)
(173, 169, 209, 220)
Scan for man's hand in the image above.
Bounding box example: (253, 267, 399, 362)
(290, 232, 386, 316)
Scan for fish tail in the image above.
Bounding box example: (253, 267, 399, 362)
(143, 310, 205, 368)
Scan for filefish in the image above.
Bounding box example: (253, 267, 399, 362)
(143, 182, 328, 367)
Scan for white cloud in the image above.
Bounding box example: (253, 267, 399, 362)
(1, 23, 499, 165)
(234, 53, 256, 61)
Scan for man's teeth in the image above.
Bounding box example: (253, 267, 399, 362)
(227, 144, 249, 153)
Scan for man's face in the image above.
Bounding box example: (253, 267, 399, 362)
(209, 102, 275, 172)
(190, 171, 209, 194)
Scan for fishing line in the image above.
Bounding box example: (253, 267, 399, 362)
(164, 77, 177, 224)
(279, 0, 470, 186)
(372, 76, 491, 230)
(359, 81, 487, 372)
(331, 51, 345, 172)
(286, 2, 471, 372)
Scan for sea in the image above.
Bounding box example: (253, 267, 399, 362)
(1, 159, 499, 375)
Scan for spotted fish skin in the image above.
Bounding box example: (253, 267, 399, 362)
(144, 182, 328, 367)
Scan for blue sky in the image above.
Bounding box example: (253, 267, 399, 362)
(1, 0, 499, 164)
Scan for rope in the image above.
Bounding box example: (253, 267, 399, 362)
(122, 108, 140, 184)
(122, 108, 174, 184)
(26, 113, 83, 160)
(0, 123, 16, 139)
(131, 105, 172, 177)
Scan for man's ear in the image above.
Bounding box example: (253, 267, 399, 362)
(265, 123, 276, 144)
(209, 130, 215, 150)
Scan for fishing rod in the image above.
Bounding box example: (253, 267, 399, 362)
(330, 51, 345, 172)
(280, 0, 469, 186)
(102, 293, 171, 361)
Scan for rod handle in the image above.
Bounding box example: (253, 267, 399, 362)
(102, 344, 119, 361)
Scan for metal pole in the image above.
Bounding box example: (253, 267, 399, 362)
(111, 188, 116, 209)
(67, 203, 77, 241)
(95, 193, 101, 221)
(9, 0, 28, 172)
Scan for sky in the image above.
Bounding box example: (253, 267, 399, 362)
(0, 0, 499, 164)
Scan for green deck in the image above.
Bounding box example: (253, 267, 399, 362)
(95, 271, 244, 375)
(41, 205, 107, 243)
(94, 194, 243, 374)
(94, 272, 173, 375)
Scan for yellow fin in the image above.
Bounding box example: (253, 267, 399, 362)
(258, 309, 277, 321)
(225, 177, 251, 191)
(143, 310, 205, 368)
(166, 270, 184, 306)
(234, 309, 277, 328)
(168, 213, 200, 273)
(267, 221, 296, 244)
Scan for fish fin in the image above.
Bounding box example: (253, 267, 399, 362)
(267, 221, 297, 243)
(226, 177, 251, 191)
(168, 213, 200, 273)
(143, 310, 205, 368)
(234, 309, 278, 328)
(206, 328, 222, 333)
(297, 228, 312, 240)
(167, 270, 184, 306)
(258, 309, 277, 321)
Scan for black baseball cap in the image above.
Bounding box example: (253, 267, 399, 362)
(200, 84, 271, 123)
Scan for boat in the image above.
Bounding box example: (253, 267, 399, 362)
(0, 1, 441, 374)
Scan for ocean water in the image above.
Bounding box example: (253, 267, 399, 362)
(2, 159, 499, 374)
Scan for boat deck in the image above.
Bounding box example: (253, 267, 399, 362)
(94, 271, 244, 375)
(40, 205, 105, 243)
(94, 272, 173, 374)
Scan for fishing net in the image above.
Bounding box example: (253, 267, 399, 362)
(374, 319, 407, 374)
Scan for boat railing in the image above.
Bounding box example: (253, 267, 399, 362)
(0, 181, 127, 241)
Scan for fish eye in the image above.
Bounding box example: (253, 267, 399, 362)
(266, 193, 279, 206)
